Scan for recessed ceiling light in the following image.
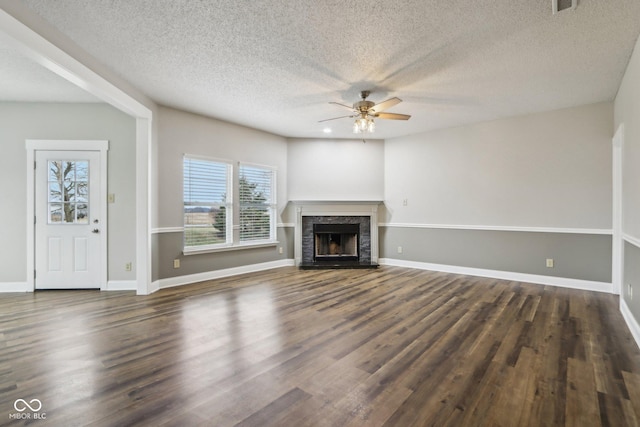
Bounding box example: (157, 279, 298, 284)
(552, 0, 576, 14)
(323, 128, 332, 133)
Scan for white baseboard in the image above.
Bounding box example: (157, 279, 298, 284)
(620, 298, 640, 350)
(0, 282, 29, 292)
(153, 259, 295, 292)
(148, 280, 160, 295)
(379, 258, 613, 294)
(1, 281, 139, 292)
(104, 280, 137, 291)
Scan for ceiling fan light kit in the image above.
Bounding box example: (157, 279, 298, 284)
(353, 116, 375, 134)
(320, 90, 411, 134)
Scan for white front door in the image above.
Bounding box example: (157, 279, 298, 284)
(35, 150, 103, 289)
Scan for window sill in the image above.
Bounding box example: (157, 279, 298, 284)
(183, 240, 279, 256)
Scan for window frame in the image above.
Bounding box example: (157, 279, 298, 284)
(182, 154, 233, 253)
(182, 156, 278, 255)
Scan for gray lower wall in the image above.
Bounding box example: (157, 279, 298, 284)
(623, 241, 640, 324)
(380, 226, 612, 283)
(153, 226, 294, 281)
(151, 232, 161, 283)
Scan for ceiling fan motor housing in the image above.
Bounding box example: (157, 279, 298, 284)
(354, 100, 375, 112)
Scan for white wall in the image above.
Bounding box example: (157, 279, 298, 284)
(287, 138, 385, 203)
(384, 102, 613, 229)
(615, 35, 640, 240)
(615, 32, 640, 331)
(0, 102, 137, 283)
(156, 106, 288, 227)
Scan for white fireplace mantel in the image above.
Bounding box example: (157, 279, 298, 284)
(291, 200, 382, 266)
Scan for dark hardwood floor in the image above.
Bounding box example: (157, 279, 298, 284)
(1, 266, 639, 426)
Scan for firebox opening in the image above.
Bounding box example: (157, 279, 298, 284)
(314, 223, 359, 262)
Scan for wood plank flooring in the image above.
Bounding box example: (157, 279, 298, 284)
(1, 266, 639, 426)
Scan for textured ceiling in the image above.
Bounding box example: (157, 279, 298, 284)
(9, 0, 640, 138)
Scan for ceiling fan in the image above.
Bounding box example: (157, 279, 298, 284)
(319, 90, 411, 134)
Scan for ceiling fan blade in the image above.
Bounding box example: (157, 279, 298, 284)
(318, 114, 354, 123)
(370, 97, 401, 113)
(329, 101, 356, 111)
(375, 112, 411, 120)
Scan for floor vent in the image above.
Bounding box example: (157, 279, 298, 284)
(553, 0, 577, 14)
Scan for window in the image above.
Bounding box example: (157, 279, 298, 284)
(183, 156, 277, 253)
(183, 156, 232, 249)
(239, 164, 276, 243)
(47, 160, 89, 224)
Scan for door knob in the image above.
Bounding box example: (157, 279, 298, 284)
(92, 229, 100, 234)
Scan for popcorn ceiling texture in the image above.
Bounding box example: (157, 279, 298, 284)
(14, 0, 640, 138)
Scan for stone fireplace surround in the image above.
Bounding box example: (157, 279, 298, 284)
(292, 201, 381, 267)
(303, 216, 370, 263)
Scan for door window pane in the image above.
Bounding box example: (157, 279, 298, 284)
(77, 204, 89, 224)
(49, 182, 62, 202)
(49, 203, 63, 223)
(75, 161, 88, 181)
(76, 183, 88, 202)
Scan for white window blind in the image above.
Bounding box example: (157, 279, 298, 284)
(239, 164, 276, 242)
(183, 156, 232, 248)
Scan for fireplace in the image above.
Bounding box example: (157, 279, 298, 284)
(293, 201, 381, 269)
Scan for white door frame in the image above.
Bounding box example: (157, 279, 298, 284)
(612, 124, 624, 295)
(26, 140, 109, 291)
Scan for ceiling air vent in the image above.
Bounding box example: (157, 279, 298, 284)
(552, 0, 577, 14)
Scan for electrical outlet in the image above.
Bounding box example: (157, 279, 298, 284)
(397, 246, 403, 254)
(278, 247, 283, 254)
(125, 262, 132, 271)
(546, 258, 554, 268)
(403, 199, 408, 206)
(173, 259, 180, 269)
(108, 193, 115, 203)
